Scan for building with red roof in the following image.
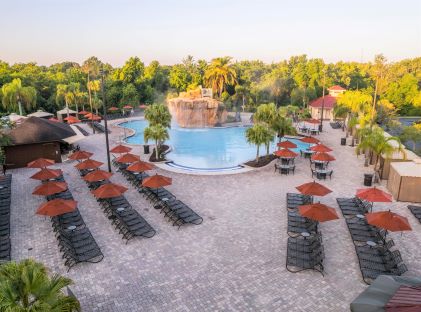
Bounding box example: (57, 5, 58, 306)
(309, 85, 346, 121)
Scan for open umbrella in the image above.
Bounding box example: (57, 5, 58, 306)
(83, 170, 113, 182)
(139, 104, 147, 109)
(27, 158, 55, 168)
(298, 202, 339, 222)
(305, 118, 320, 124)
(311, 152, 336, 162)
(115, 153, 140, 164)
(48, 117, 59, 122)
(310, 144, 332, 153)
(30, 168, 62, 181)
(68, 150, 93, 161)
(32, 181, 67, 196)
(277, 140, 297, 149)
(126, 161, 154, 172)
(296, 181, 332, 197)
(36, 199, 77, 217)
(108, 106, 119, 111)
(300, 136, 319, 144)
(365, 211, 412, 232)
(78, 110, 89, 115)
(274, 148, 298, 158)
(64, 116, 81, 124)
(91, 183, 128, 199)
(75, 159, 103, 170)
(356, 187, 392, 203)
(110, 144, 132, 154)
(142, 174, 172, 188)
(123, 105, 133, 109)
(86, 115, 101, 121)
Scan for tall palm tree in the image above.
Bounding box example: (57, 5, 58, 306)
(246, 124, 273, 163)
(1, 78, 37, 115)
(75, 90, 88, 112)
(271, 114, 297, 141)
(204, 57, 237, 97)
(87, 80, 101, 115)
(0, 259, 80, 311)
(56, 84, 75, 117)
(144, 124, 170, 160)
(254, 103, 277, 125)
(144, 103, 172, 128)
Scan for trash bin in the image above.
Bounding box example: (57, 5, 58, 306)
(318, 124, 323, 132)
(364, 174, 373, 186)
(341, 138, 346, 146)
(143, 144, 150, 154)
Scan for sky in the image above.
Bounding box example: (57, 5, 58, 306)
(0, 0, 420, 66)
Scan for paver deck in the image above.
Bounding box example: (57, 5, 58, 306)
(8, 119, 421, 311)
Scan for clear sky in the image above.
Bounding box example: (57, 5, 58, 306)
(1, 0, 420, 66)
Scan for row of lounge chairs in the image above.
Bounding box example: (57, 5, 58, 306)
(0, 175, 12, 263)
(330, 121, 343, 129)
(84, 121, 110, 133)
(113, 161, 203, 229)
(408, 205, 421, 224)
(336, 197, 407, 284)
(42, 174, 103, 271)
(285, 193, 325, 275)
(76, 167, 156, 243)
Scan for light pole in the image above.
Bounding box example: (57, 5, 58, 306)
(319, 69, 326, 132)
(100, 67, 112, 173)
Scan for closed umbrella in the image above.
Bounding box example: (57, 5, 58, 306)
(277, 140, 297, 149)
(83, 170, 113, 182)
(274, 148, 298, 158)
(36, 199, 77, 217)
(296, 181, 332, 197)
(298, 202, 339, 222)
(75, 159, 103, 170)
(365, 210, 412, 232)
(27, 158, 55, 168)
(30, 168, 62, 181)
(110, 144, 132, 154)
(68, 150, 93, 161)
(32, 181, 67, 196)
(126, 161, 154, 172)
(115, 153, 140, 164)
(300, 136, 319, 144)
(310, 144, 332, 153)
(91, 183, 128, 199)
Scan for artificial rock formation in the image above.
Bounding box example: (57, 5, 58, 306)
(167, 97, 227, 128)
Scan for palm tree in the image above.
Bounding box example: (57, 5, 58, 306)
(75, 90, 88, 112)
(144, 103, 172, 128)
(204, 57, 237, 97)
(1, 78, 37, 115)
(144, 124, 170, 160)
(0, 259, 80, 311)
(271, 114, 297, 141)
(56, 84, 75, 117)
(246, 124, 273, 163)
(88, 80, 101, 115)
(82, 57, 101, 114)
(254, 103, 277, 125)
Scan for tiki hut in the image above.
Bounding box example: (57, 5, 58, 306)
(4, 117, 76, 168)
(27, 110, 54, 119)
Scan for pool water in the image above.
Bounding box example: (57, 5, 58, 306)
(120, 120, 310, 170)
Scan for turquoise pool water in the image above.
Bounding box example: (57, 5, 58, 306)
(120, 120, 309, 170)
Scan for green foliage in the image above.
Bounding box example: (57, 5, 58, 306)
(400, 125, 421, 152)
(245, 123, 273, 162)
(204, 57, 237, 97)
(1, 78, 37, 115)
(144, 124, 170, 159)
(144, 103, 171, 128)
(0, 259, 80, 311)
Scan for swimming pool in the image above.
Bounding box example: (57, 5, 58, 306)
(120, 120, 310, 170)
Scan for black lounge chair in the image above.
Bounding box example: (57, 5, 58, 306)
(286, 235, 324, 276)
(408, 205, 421, 223)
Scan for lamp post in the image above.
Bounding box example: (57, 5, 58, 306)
(100, 67, 112, 173)
(319, 69, 326, 132)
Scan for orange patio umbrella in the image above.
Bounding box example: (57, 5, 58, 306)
(83, 170, 113, 182)
(300, 136, 320, 144)
(64, 116, 81, 124)
(277, 140, 297, 149)
(142, 174, 172, 188)
(115, 153, 140, 164)
(110, 144, 132, 154)
(78, 110, 89, 115)
(311, 152, 336, 162)
(139, 104, 147, 109)
(274, 148, 298, 158)
(75, 159, 103, 170)
(296, 181, 332, 197)
(298, 202, 339, 222)
(30, 168, 62, 181)
(32, 181, 67, 196)
(49, 117, 59, 122)
(27, 158, 55, 168)
(366, 210, 412, 232)
(68, 150, 93, 161)
(305, 118, 320, 124)
(36, 199, 77, 217)
(310, 144, 332, 153)
(91, 183, 128, 199)
(126, 161, 154, 172)
(123, 105, 133, 109)
(108, 106, 119, 111)
(356, 187, 392, 203)
(86, 115, 101, 121)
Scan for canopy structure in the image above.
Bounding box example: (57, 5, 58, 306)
(350, 275, 421, 312)
(387, 160, 421, 203)
(27, 110, 53, 119)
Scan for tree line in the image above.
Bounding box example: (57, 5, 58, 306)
(0, 54, 420, 116)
